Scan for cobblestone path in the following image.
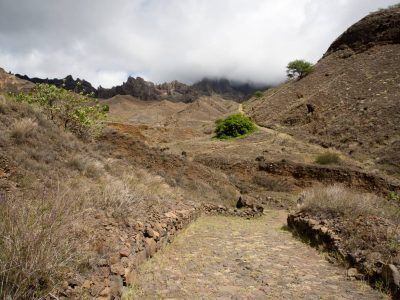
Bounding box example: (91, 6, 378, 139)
(129, 211, 385, 299)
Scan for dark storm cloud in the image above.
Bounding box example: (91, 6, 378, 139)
(0, 0, 397, 87)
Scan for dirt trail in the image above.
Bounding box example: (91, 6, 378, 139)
(128, 211, 385, 299)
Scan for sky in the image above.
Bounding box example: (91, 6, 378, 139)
(0, 0, 398, 88)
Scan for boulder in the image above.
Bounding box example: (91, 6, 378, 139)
(236, 196, 263, 213)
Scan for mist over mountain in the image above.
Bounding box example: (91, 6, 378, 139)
(1, 0, 398, 88)
(15, 73, 268, 102)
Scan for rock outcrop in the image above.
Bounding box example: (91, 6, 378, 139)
(326, 7, 400, 55)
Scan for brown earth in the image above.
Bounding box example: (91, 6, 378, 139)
(246, 7, 400, 176)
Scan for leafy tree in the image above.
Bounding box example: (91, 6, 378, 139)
(15, 84, 108, 138)
(286, 59, 314, 79)
(215, 114, 256, 139)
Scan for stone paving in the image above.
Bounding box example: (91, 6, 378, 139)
(128, 211, 386, 299)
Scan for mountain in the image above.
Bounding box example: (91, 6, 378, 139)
(97, 76, 201, 102)
(192, 78, 268, 101)
(245, 6, 400, 175)
(15, 74, 97, 95)
(15, 72, 267, 102)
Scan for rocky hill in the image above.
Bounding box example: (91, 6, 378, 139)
(0, 68, 34, 93)
(246, 6, 400, 175)
(15, 74, 97, 95)
(15, 71, 266, 102)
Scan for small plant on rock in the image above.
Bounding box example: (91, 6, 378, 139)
(215, 114, 256, 139)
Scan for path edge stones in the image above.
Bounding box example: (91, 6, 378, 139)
(287, 212, 400, 298)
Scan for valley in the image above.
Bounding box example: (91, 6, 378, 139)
(0, 4, 400, 300)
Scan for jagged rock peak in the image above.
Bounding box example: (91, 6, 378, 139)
(15, 73, 97, 95)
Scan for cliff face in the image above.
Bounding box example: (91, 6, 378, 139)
(245, 6, 400, 175)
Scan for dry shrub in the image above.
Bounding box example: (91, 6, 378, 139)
(0, 183, 87, 299)
(302, 184, 400, 221)
(254, 175, 292, 192)
(0, 95, 7, 114)
(95, 168, 182, 219)
(10, 118, 38, 144)
(67, 155, 104, 179)
(315, 152, 340, 165)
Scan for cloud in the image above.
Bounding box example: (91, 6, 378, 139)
(0, 0, 397, 87)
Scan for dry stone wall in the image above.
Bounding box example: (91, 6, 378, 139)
(59, 202, 262, 299)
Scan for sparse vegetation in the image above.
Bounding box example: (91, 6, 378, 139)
(215, 114, 256, 139)
(0, 96, 188, 299)
(302, 185, 400, 220)
(387, 191, 400, 203)
(301, 185, 400, 266)
(0, 181, 87, 299)
(315, 152, 340, 165)
(286, 59, 314, 79)
(10, 118, 38, 143)
(253, 91, 263, 98)
(14, 84, 108, 139)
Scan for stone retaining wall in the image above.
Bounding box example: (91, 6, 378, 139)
(287, 212, 400, 298)
(60, 203, 262, 299)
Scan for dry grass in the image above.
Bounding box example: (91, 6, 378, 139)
(0, 95, 7, 114)
(0, 182, 87, 299)
(302, 185, 400, 221)
(315, 152, 340, 165)
(0, 96, 187, 298)
(9, 118, 38, 144)
(301, 185, 400, 266)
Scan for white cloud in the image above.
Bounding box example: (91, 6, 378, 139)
(0, 0, 397, 87)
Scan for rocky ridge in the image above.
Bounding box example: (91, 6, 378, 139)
(15, 72, 267, 102)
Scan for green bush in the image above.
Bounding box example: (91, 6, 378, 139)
(215, 114, 256, 139)
(287, 59, 314, 79)
(387, 191, 400, 203)
(315, 152, 340, 165)
(15, 84, 108, 139)
(253, 91, 263, 98)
